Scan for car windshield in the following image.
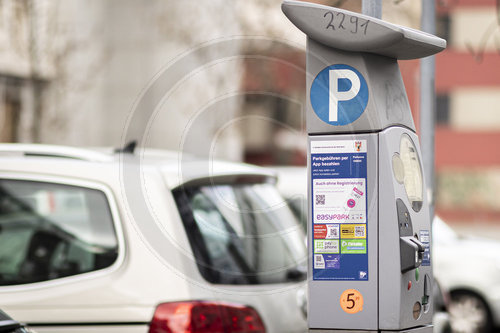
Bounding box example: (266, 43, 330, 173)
(174, 182, 307, 285)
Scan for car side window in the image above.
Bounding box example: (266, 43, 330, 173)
(0, 179, 119, 286)
(174, 183, 307, 285)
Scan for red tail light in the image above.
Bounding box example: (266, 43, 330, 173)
(148, 301, 266, 333)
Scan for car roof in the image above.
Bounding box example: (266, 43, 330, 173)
(0, 144, 276, 189)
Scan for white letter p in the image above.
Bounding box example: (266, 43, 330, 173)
(329, 69, 361, 122)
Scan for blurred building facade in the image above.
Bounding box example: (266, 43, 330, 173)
(0, 0, 53, 143)
(420, 0, 500, 223)
(1, 0, 499, 223)
(434, 0, 500, 224)
(0, 0, 246, 161)
(240, 0, 500, 225)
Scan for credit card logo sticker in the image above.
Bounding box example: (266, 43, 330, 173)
(310, 64, 368, 126)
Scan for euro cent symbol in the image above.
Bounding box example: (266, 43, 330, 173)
(310, 64, 369, 126)
(329, 69, 361, 122)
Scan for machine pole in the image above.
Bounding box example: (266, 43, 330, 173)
(420, 1, 437, 219)
(362, 0, 382, 19)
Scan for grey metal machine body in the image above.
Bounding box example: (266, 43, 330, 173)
(282, 1, 445, 332)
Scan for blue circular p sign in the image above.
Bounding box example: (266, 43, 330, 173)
(310, 64, 369, 126)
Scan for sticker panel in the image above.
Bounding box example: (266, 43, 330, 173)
(311, 140, 368, 281)
(314, 224, 339, 239)
(341, 224, 366, 238)
(420, 230, 431, 266)
(314, 239, 340, 254)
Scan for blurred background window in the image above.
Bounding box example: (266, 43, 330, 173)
(0, 78, 22, 142)
(436, 94, 450, 126)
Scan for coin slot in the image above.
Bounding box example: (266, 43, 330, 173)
(412, 301, 422, 320)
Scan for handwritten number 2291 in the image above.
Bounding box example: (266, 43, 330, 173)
(324, 11, 369, 35)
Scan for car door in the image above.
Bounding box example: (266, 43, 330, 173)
(0, 175, 149, 332)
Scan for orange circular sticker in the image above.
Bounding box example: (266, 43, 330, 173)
(339, 289, 364, 314)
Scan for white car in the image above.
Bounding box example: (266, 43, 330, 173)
(433, 216, 500, 333)
(0, 144, 308, 333)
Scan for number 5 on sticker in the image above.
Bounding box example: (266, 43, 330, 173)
(340, 289, 364, 314)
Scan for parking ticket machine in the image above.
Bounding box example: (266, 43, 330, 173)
(282, 1, 446, 332)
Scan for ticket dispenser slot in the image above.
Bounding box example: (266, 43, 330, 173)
(281, 1, 445, 332)
(397, 199, 425, 273)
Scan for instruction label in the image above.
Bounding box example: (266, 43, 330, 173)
(311, 139, 368, 281)
(420, 230, 431, 266)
